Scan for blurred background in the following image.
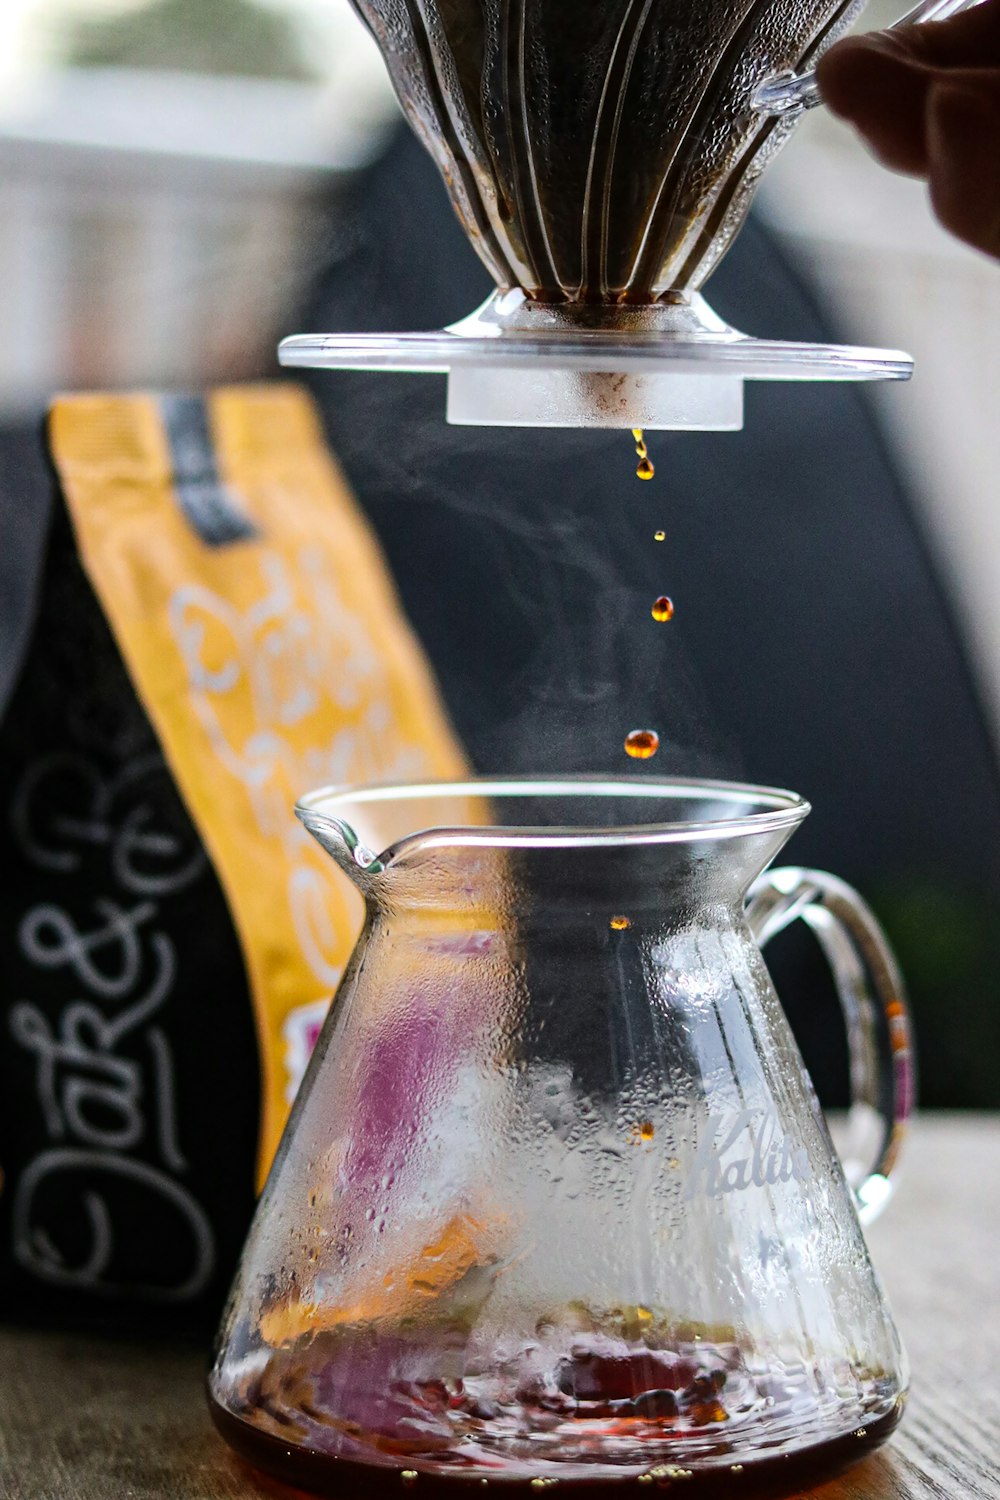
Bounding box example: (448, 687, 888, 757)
(0, 0, 392, 401)
(0, 0, 998, 726)
(0, 0, 997, 719)
(1, 0, 999, 1109)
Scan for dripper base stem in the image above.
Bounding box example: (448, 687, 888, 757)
(446, 365, 744, 431)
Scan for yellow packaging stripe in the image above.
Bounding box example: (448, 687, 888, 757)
(49, 385, 469, 1187)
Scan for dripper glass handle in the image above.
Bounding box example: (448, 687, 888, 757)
(746, 867, 914, 1224)
(751, 0, 985, 116)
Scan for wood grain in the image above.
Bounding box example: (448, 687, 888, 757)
(1, 1114, 998, 1500)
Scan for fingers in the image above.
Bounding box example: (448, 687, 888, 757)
(927, 77, 1000, 256)
(815, 0, 1000, 260)
(816, 36, 934, 173)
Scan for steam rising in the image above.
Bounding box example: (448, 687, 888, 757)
(309, 365, 741, 782)
(290, 130, 743, 784)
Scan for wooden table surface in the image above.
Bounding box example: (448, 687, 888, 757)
(1, 1114, 998, 1500)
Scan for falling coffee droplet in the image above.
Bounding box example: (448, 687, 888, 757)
(651, 595, 674, 622)
(654, 530, 666, 542)
(632, 428, 654, 480)
(610, 915, 631, 931)
(624, 729, 660, 760)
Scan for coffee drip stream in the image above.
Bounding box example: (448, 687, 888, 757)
(279, 0, 980, 429)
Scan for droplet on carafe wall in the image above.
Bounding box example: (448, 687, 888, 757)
(624, 729, 660, 759)
(651, 595, 674, 622)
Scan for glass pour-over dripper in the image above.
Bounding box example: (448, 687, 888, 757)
(279, 0, 979, 429)
(210, 778, 913, 1498)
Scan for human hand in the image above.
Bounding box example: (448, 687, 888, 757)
(816, 0, 1000, 259)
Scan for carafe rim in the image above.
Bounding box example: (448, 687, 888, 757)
(296, 775, 809, 868)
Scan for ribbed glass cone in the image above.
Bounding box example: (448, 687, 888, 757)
(282, 0, 915, 428)
(348, 0, 867, 302)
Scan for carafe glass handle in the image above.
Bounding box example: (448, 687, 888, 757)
(752, 0, 986, 116)
(745, 867, 914, 1224)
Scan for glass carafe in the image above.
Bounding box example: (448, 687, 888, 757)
(209, 778, 912, 1497)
